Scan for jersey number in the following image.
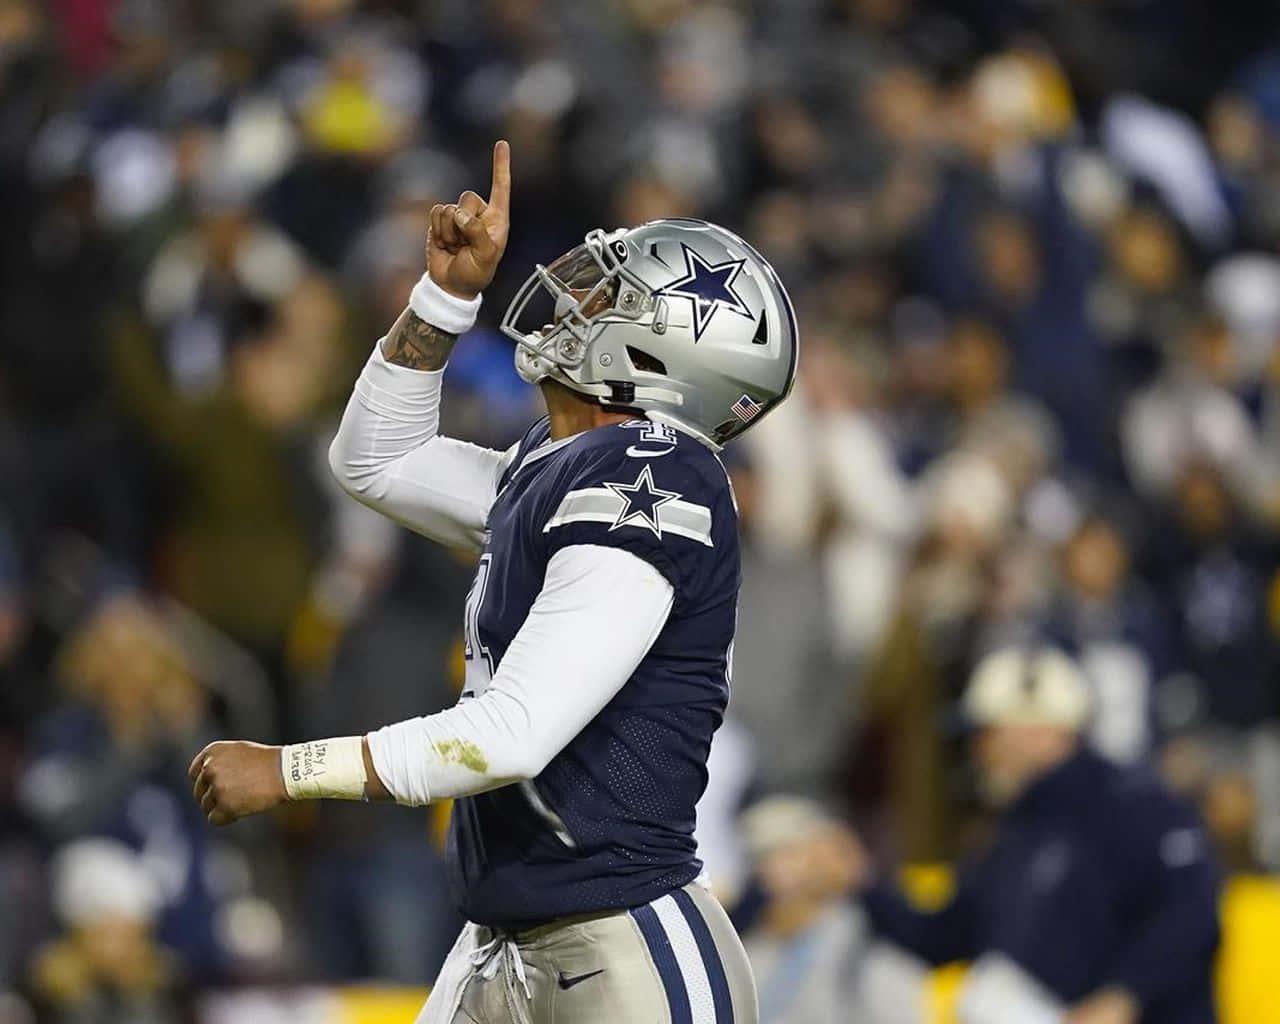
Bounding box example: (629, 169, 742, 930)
(460, 553, 578, 847)
(462, 553, 495, 697)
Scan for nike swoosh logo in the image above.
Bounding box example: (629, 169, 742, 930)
(557, 969, 606, 990)
(625, 445, 675, 458)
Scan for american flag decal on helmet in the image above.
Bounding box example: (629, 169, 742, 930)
(730, 393, 763, 423)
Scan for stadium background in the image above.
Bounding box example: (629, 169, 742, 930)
(2, 0, 1280, 1021)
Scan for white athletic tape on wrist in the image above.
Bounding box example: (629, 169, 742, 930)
(281, 736, 368, 801)
(408, 273, 482, 335)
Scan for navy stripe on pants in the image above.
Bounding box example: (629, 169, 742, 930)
(631, 903, 693, 1024)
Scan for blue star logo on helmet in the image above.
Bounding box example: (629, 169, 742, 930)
(655, 243, 755, 342)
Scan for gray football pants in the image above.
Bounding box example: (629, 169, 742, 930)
(415, 882, 758, 1024)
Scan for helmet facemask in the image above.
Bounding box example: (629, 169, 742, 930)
(502, 229, 653, 387)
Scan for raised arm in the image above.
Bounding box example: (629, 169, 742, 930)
(328, 141, 514, 552)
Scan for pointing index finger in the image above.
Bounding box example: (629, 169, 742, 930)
(488, 140, 511, 216)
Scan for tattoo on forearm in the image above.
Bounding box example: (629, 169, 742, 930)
(381, 308, 458, 370)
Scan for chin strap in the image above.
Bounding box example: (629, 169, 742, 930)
(519, 346, 718, 448)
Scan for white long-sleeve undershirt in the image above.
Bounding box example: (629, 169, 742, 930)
(329, 337, 676, 805)
(328, 341, 514, 553)
(367, 543, 675, 804)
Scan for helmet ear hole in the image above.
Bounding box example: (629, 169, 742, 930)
(751, 316, 769, 346)
(626, 346, 667, 375)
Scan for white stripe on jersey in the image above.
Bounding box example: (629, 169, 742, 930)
(543, 486, 714, 546)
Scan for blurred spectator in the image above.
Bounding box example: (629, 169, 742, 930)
(807, 335, 918, 662)
(1043, 515, 1175, 764)
(1159, 729, 1274, 875)
(18, 593, 236, 973)
(739, 795, 926, 1024)
(29, 838, 184, 1024)
(942, 314, 1059, 496)
(0, 153, 141, 570)
(745, 327, 917, 665)
(1208, 91, 1280, 248)
(721, 446, 849, 797)
(264, 17, 426, 268)
(1089, 199, 1193, 381)
(857, 648, 1220, 1024)
(1142, 463, 1280, 729)
(111, 271, 367, 696)
(134, 178, 306, 402)
(859, 449, 1012, 860)
(1121, 312, 1268, 516)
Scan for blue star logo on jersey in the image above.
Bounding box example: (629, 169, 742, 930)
(605, 465, 680, 538)
(655, 243, 755, 341)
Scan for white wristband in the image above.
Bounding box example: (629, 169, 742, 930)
(281, 736, 368, 801)
(408, 273, 482, 336)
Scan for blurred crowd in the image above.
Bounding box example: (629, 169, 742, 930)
(3, 0, 1280, 1020)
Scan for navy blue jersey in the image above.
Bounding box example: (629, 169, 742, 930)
(447, 417, 740, 927)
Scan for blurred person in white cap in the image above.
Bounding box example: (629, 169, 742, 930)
(738, 797, 927, 1024)
(963, 646, 1093, 809)
(851, 647, 1220, 1024)
(29, 838, 183, 1024)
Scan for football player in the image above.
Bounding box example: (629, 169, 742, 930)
(190, 140, 797, 1023)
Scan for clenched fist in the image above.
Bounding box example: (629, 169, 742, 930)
(189, 740, 287, 826)
(428, 140, 512, 300)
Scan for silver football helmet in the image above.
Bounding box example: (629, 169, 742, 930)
(501, 218, 798, 448)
